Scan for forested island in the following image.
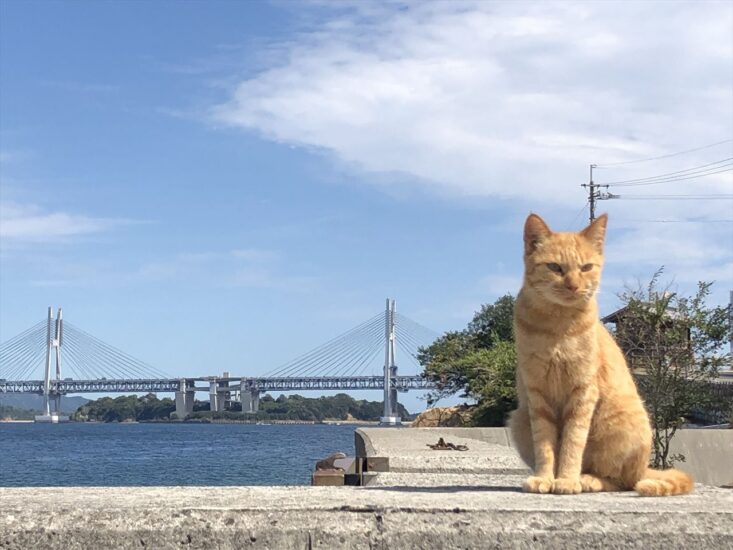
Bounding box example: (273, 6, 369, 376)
(72, 393, 412, 423)
(0, 404, 38, 421)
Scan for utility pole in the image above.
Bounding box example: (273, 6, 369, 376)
(581, 164, 619, 222)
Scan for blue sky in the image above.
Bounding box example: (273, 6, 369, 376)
(1, 1, 732, 412)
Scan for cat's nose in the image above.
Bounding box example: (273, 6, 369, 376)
(565, 282, 579, 292)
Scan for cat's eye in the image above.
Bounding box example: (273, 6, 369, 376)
(581, 264, 594, 272)
(546, 263, 563, 273)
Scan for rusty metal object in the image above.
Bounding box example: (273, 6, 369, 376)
(426, 437, 469, 451)
(315, 452, 347, 471)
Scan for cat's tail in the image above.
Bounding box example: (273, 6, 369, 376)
(634, 468, 694, 497)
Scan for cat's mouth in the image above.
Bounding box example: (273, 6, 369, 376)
(554, 287, 593, 303)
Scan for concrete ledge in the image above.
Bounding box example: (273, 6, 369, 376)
(356, 427, 733, 486)
(3, 428, 731, 548)
(1, 485, 731, 549)
(668, 430, 733, 487)
(355, 427, 529, 474)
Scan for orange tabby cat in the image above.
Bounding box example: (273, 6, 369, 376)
(508, 213, 693, 496)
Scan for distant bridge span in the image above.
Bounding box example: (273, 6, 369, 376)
(0, 375, 434, 395)
(0, 300, 439, 422)
(0, 375, 435, 419)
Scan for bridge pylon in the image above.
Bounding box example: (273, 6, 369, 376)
(380, 298, 401, 425)
(37, 307, 69, 423)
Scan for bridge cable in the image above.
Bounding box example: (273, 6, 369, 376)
(264, 312, 384, 377)
(330, 331, 385, 377)
(394, 319, 439, 348)
(289, 316, 385, 378)
(1, 326, 48, 379)
(0, 321, 47, 375)
(343, 337, 386, 378)
(64, 330, 149, 380)
(66, 326, 167, 379)
(319, 316, 385, 376)
(64, 323, 168, 378)
(9, 346, 47, 381)
(267, 318, 381, 378)
(62, 328, 133, 379)
(395, 313, 440, 341)
(0, 331, 40, 378)
(267, 312, 385, 377)
(0, 323, 46, 365)
(318, 319, 386, 377)
(394, 325, 432, 350)
(0, 320, 47, 352)
(395, 339, 425, 372)
(394, 329, 433, 375)
(394, 323, 433, 353)
(60, 333, 109, 379)
(263, 312, 384, 377)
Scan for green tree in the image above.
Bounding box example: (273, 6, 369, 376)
(418, 294, 517, 426)
(615, 271, 731, 467)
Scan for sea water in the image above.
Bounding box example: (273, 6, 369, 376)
(0, 422, 361, 486)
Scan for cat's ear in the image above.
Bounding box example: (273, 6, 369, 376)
(524, 213, 552, 255)
(580, 213, 608, 253)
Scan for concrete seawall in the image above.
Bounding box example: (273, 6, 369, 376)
(355, 426, 733, 486)
(1, 428, 731, 549)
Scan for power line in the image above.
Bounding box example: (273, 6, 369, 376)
(600, 163, 733, 187)
(569, 200, 590, 226)
(614, 194, 733, 200)
(595, 139, 733, 168)
(613, 219, 733, 224)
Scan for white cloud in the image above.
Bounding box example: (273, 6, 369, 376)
(211, 1, 732, 292)
(0, 201, 133, 243)
(137, 248, 315, 291)
(213, 1, 732, 204)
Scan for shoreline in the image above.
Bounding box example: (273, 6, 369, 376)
(0, 418, 394, 426)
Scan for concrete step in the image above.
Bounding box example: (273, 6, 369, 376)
(1, 484, 731, 549)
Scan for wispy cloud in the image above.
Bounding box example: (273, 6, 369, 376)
(208, 1, 733, 306)
(0, 201, 138, 244)
(40, 80, 120, 94)
(137, 248, 316, 291)
(212, 1, 732, 204)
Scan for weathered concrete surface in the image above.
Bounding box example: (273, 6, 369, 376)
(668, 429, 733, 487)
(3, 428, 731, 549)
(355, 427, 529, 474)
(357, 427, 733, 486)
(1, 484, 732, 549)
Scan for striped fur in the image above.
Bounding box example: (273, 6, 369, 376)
(508, 213, 693, 497)
(635, 468, 695, 497)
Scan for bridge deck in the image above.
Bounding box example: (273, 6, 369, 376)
(0, 375, 435, 394)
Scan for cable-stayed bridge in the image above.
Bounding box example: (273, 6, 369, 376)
(0, 300, 438, 423)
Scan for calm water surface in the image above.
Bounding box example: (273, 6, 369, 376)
(0, 423, 362, 486)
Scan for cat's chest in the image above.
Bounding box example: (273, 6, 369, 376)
(529, 332, 597, 389)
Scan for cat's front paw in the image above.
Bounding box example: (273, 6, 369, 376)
(552, 477, 583, 494)
(523, 476, 554, 494)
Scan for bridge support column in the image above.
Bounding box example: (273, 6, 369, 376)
(175, 380, 195, 419)
(240, 381, 260, 414)
(220, 371, 231, 410)
(209, 380, 225, 413)
(381, 299, 401, 425)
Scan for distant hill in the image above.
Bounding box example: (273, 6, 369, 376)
(0, 394, 89, 413)
(0, 404, 38, 420)
(73, 393, 414, 422)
